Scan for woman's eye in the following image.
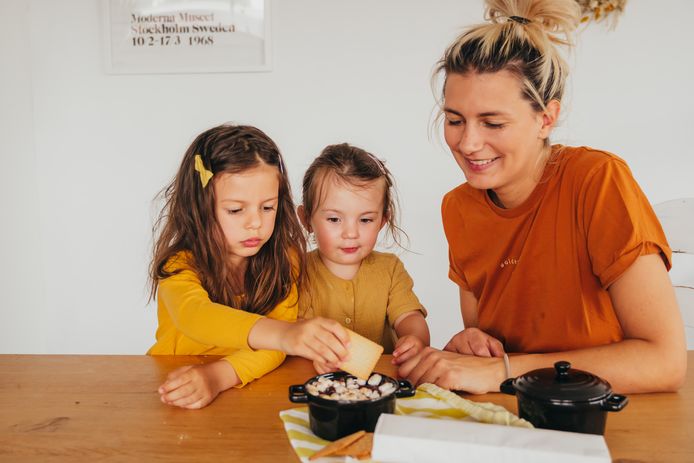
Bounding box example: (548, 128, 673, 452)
(483, 121, 505, 129)
(446, 118, 463, 126)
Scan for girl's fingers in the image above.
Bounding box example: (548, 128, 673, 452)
(161, 382, 195, 403)
(165, 365, 193, 381)
(313, 329, 349, 362)
(159, 373, 193, 394)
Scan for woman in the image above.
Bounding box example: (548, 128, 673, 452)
(399, 0, 686, 393)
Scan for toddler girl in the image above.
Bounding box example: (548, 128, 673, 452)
(148, 124, 349, 409)
(298, 143, 430, 373)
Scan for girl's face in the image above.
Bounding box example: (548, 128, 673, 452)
(213, 163, 280, 267)
(443, 70, 557, 208)
(302, 175, 386, 279)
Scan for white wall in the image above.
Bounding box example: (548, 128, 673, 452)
(2, 0, 693, 354)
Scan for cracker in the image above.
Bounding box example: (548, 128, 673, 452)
(340, 329, 384, 380)
(309, 430, 366, 460)
(333, 432, 373, 459)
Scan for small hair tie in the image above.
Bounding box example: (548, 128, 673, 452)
(366, 152, 387, 176)
(194, 154, 214, 188)
(508, 15, 531, 25)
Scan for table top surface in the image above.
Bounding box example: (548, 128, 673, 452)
(1, 352, 692, 462)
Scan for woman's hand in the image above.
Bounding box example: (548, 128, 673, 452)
(392, 335, 426, 365)
(397, 347, 506, 394)
(443, 327, 505, 358)
(280, 317, 351, 366)
(158, 360, 239, 409)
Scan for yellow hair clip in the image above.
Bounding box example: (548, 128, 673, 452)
(194, 154, 214, 188)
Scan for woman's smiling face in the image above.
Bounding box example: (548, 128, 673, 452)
(443, 70, 557, 208)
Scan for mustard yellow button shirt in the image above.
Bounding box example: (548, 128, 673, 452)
(299, 250, 427, 353)
(148, 252, 297, 387)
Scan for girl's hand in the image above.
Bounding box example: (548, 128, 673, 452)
(158, 360, 238, 409)
(313, 359, 338, 375)
(392, 335, 425, 365)
(397, 347, 506, 394)
(443, 327, 505, 358)
(280, 317, 351, 366)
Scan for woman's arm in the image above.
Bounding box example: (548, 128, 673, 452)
(401, 255, 687, 393)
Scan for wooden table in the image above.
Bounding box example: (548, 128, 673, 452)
(1, 353, 692, 462)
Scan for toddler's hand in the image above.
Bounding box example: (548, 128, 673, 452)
(443, 328, 505, 358)
(313, 359, 338, 375)
(392, 335, 425, 365)
(158, 360, 236, 409)
(281, 317, 350, 366)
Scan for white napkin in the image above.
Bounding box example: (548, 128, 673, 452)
(371, 414, 611, 463)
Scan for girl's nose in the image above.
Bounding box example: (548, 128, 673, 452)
(246, 210, 262, 230)
(342, 221, 358, 239)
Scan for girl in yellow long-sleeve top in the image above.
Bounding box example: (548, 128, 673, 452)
(148, 124, 350, 409)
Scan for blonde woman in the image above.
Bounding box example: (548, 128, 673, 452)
(399, 0, 686, 394)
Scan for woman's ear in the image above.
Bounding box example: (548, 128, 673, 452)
(297, 205, 311, 232)
(539, 99, 561, 139)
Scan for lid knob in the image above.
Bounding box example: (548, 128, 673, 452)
(554, 361, 571, 381)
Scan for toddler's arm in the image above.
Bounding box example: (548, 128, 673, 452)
(392, 311, 430, 365)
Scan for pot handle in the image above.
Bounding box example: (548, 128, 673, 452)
(288, 385, 308, 403)
(395, 380, 416, 398)
(602, 394, 629, 412)
(499, 378, 516, 395)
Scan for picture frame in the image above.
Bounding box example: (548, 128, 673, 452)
(103, 0, 271, 74)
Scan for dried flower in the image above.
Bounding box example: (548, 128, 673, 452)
(576, 0, 627, 28)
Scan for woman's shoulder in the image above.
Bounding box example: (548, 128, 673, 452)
(556, 145, 629, 176)
(442, 182, 484, 212)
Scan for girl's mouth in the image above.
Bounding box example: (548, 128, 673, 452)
(341, 247, 359, 254)
(242, 238, 262, 248)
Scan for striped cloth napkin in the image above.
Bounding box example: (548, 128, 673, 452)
(279, 383, 532, 462)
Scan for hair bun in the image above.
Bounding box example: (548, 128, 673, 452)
(485, 0, 580, 45)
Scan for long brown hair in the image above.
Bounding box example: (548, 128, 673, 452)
(302, 143, 405, 248)
(149, 124, 305, 315)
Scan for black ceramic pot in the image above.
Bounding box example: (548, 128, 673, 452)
(288, 372, 415, 441)
(500, 361, 628, 435)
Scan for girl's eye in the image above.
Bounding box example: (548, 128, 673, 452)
(263, 206, 276, 212)
(327, 217, 340, 223)
(360, 218, 374, 224)
(227, 208, 242, 214)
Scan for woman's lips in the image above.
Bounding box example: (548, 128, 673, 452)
(341, 247, 359, 254)
(242, 238, 262, 248)
(465, 157, 499, 172)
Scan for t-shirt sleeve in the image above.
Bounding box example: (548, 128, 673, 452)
(581, 158, 672, 288)
(441, 191, 472, 291)
(386, 257, 427, 327)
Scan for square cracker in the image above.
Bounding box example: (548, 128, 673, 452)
(333, 432, 373, 459)
(340, 329, 384, 380)
(309, 430, 366, 460)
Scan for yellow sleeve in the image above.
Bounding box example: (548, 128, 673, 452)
(223, 285, 299, 387)
(386, 256, 428, 327)
(158, 266, 264, 350)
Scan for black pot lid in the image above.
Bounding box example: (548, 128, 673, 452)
(513, 361, 612, 403)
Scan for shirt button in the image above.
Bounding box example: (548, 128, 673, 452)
(345, 317, 352, 324)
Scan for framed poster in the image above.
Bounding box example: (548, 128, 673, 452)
(103, 0, 271, 74)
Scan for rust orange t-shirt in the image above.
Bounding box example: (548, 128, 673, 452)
(441, 145, 671, 353)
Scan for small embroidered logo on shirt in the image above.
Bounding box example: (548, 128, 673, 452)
(500, 258, 519, 269)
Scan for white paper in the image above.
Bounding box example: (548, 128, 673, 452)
(371, 414, 611, 463)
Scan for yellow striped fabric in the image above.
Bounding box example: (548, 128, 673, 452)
(279, 383, 531, 462)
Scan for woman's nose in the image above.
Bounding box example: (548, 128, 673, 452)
(459, 124, 483, 154)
